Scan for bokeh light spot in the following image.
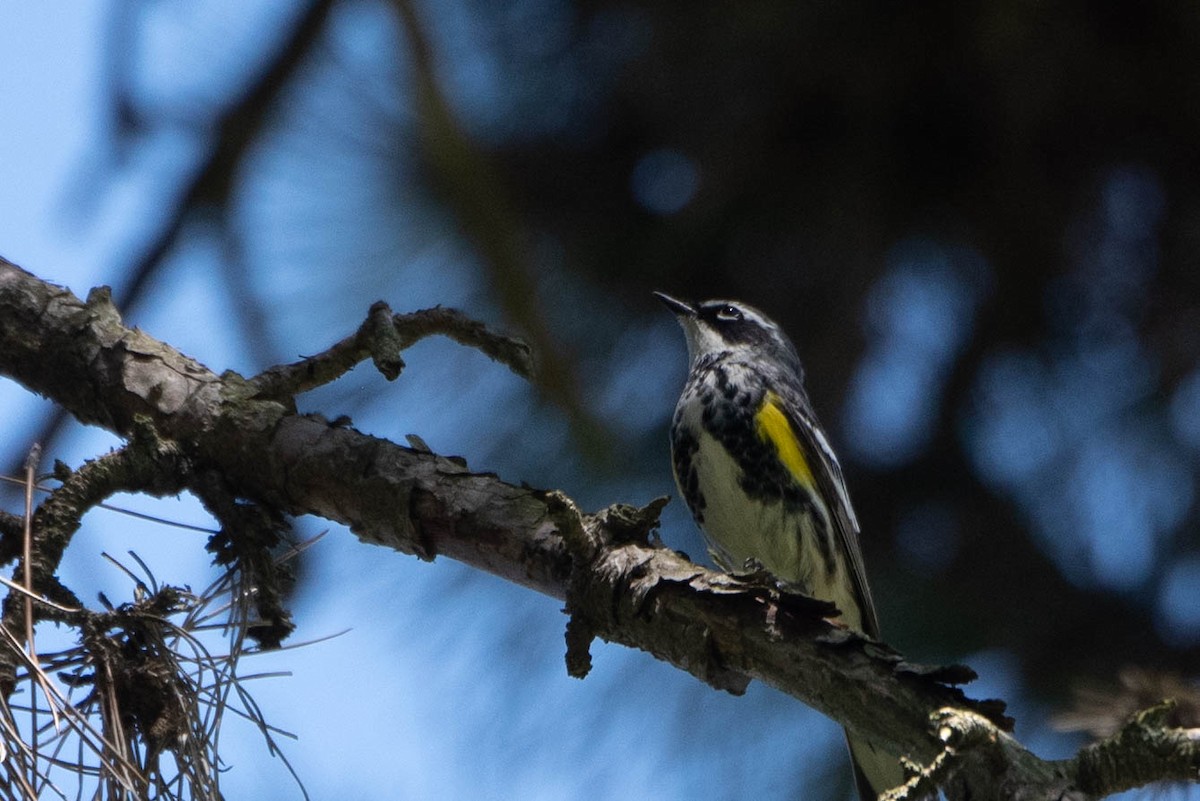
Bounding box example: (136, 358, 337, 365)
(966, 352, 1061, 488)
(1169, 368, 1200, 453)
(631, 148, 699, 215)
(843, 239, 989, 467)
(1157, 558, 1200, 646)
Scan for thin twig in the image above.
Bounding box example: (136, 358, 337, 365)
(0, 625, 144, 793)
(250, 303, 534, 400)
(0, 704, 42, 800)
(0, 473, 219, 534)
(0, 578, 80, 614)
(22, 444, 40, 793)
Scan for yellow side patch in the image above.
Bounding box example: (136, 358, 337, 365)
(754, 391, 817, 492)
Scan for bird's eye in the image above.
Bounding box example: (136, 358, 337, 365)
(716, 305, 743, 322)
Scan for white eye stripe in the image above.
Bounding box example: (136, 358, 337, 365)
(684, 300, 792, 363)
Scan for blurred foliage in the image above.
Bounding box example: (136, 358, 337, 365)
(413, 0, 1200, 692)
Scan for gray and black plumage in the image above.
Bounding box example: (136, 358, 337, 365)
(656, 292, 902, 801)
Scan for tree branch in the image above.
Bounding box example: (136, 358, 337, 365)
(1, 257, 1195, 800)
(1074, 701, 1200, 796)
(0, 428, 190, 694)
(250, 301, 534, 400)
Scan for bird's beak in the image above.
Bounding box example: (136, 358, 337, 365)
(654, 291, 695, 317)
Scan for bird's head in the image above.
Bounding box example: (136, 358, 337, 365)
(654, 292, 802, 373)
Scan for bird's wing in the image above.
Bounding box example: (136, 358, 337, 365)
(769, 385, 882, 639)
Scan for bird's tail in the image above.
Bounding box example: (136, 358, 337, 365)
(846, 731, 906, 800)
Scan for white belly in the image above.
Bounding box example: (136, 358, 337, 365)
(686, 427, 864, 632)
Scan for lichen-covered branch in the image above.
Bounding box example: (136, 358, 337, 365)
(250, 301, 534, 400)
(1, 257, 1196, 800)
(0, 431, 190, 694)
(0, 511, 21, 562)
(1073, 701, 1200, 795)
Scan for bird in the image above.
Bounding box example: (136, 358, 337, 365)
(656, 291, 903, 801)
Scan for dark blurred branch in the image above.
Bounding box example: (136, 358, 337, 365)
(119, 0, 335, 260)
(390, 0, 608, 452)
(3, 0, 337, 489)
(218, 234, 281, 371)
(1056, 668, 1200, 738)
(1, 258, 1196, 801)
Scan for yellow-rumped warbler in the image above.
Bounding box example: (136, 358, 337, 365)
(656, 292, 902, 801)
